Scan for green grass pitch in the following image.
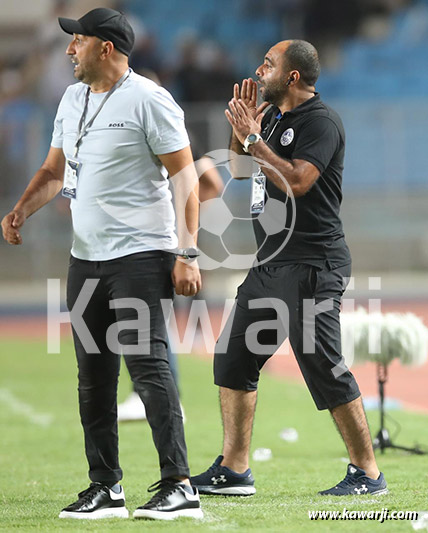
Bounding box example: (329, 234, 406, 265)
(1, 338, 427, 532)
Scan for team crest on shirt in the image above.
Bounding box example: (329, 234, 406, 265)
(280, 128, 294, 146)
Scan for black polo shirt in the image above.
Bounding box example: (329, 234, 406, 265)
(253, 93, 351, 269)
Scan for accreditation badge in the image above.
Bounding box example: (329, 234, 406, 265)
(62, 156, 82, 199)
(250, 171, 266, 214)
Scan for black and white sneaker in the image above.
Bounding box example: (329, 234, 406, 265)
(133, 479, 203, 520)
(190, 455, 256, 495)
(319, 464, 388, 496)
(59, 482, 128, 519)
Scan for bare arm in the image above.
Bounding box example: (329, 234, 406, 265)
(226, 98, 320, 197)
(196, 156, 224, 202)
(1, 146, 65, 244)
(227, 79, 269, 180)
(158, 146, 202, 297)
(247, 143, 320, 197)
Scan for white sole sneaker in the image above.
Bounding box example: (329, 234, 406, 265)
(133, 507, 203, 520)
(371, 488, 389, 496)
(198, 485, 256, 495)
(59, 507, 129, 519)
(118, 392, 147, 422)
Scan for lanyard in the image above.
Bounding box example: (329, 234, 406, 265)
(264, 111, 283, 144)
(74, 68, 131, 157)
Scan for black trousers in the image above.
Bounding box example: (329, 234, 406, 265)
(66, 251, 189, 484)
(214, 263, 360, 410)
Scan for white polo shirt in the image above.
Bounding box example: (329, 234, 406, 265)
(51, 69, 189, 261)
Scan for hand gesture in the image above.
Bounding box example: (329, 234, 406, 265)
(172, 259, 202, 297)
(1, 209, 26, 245)
(225, 98, 266, 146)
(233, 78, 270, 119)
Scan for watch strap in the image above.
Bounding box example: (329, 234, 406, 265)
(243, 133, 262, 153)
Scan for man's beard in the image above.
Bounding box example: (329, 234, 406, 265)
(73, 58, 97, 85)
(262, 81, 286, 107)
(72, 62, 89, 84)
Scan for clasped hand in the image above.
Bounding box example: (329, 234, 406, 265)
(224, 78, 269, 145)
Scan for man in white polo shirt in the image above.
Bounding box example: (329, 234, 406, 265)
(1, 7, 202, 521)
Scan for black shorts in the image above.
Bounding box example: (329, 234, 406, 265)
(214, 262, 360, 410)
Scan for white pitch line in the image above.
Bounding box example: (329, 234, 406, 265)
(0, 388, 53, 427)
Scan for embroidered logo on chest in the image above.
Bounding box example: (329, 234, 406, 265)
(280, 128, 294, 146)
(109, 122, 125, 128)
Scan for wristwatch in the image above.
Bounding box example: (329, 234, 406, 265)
(175, 247, 200, 259)
(243, 133, 262, 153)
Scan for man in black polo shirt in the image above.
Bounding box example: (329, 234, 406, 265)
(191, 40, 387, 497)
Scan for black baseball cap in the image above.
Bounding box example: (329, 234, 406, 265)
(58, 7, 135, 56)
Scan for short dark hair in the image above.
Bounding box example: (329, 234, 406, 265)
(283, 40, 320, 86)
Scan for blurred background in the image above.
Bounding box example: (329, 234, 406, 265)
(0, 0, 427, 409)
(1, 0, 428, 276)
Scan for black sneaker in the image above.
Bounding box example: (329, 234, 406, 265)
(190, 455, 256, 496)
(133, 479, 203, 520)
(59, 482, 128, 519)
(319, 464, 388, 496)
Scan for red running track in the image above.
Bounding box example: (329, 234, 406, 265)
(1, 300, 427, 412)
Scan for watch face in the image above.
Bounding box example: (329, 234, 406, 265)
(186, 247, 199, 257)
(248, 134, 258, 143)
(177, 247, 200, 258)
